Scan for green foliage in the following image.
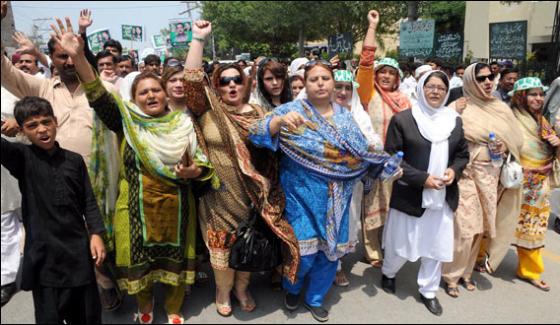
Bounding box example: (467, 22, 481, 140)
(417, 1, 466, 33)
(202, 1, 409, 58)
(201, 1, 466, 59)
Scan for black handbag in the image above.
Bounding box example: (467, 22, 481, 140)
(229, 209, 282, 272)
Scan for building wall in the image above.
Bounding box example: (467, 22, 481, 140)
(464, 1, 557, 60)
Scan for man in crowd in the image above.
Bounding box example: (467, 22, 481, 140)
(143, 54, 161, 75)
(450, 65, 465, 89)
(103, 39, 122, 57)
(492, 68, 519, 105)
(96, 50, 122, 87)
(116, 55, 134, 77)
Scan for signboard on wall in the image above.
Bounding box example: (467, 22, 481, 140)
(328, 32, 352, 58)
(399, 19, 435, 58)
(434, 32, 463, 61)
(489, 21, 527, 60)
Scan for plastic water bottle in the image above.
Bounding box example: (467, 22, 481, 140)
(381, 151, 404, 181)
(488, 133, 503, 168)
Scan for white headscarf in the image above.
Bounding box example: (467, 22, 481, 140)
(289, 57, 309, 77)
(411, 70, 458, 210)
(119, 71, 141, 102)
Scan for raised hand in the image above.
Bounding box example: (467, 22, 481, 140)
(368, 10, 380, 29)
(78, 9, 93, 34)
(192, 20, 212, 39)
(330, 54, 340, 69)
(1, 1, 7, 21)
(50, 17, 84, 57)
(13, 32, 37, 54)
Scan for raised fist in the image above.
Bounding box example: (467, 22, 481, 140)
(368, 10, 380, 29)
(192, 20, 212, 39)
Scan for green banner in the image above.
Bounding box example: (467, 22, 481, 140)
(169, 20, 192, 48)
(122, 25, 143, 42)
(87, 29, 111, 54)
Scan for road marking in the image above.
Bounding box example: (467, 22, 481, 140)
(543, 249, 560, 263)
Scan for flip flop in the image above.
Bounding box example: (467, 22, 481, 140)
(517, 276, 551, 292)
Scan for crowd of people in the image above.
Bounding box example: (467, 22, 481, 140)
(1, 3, 559, 324)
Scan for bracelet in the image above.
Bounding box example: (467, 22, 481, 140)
(192, 36, 205, 43)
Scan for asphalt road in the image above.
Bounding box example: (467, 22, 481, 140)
(2, 215, 559, 324)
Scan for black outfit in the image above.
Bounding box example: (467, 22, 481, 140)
(384, 109, 469, 217)
(1, 139, 105, 324)
(80, 32, 98, 70)
(446, 87, 464, 105)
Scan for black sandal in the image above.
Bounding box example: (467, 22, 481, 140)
(445, 283, 459, 298)
(460, 278, 477, 291)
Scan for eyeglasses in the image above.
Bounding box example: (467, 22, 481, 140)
(304, 60, 333, 70)
(475, 74, 496, 83)
(219, 75, 243, 86)
(424, 85, 448, 93)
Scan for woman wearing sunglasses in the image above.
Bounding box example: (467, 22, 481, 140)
(356, 10, 412, 270)
(510, 78, 558, 292)
(442, 63, 523, 297)
(50, 18, 217, 324)
(249, 58, 391, 322)
(184, 21, 299, 317)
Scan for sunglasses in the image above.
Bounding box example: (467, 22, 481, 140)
(259, 57, 279, 68)
(219, 75, 243, 87)
(166, 60, 183, 68)
(475, 74, 496, 83)
(304, 60, 333, 70)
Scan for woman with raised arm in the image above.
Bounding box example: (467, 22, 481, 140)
(183, 21, 299, 317)
(50, 18, 216, 324)
(357, 10, 412, 269)
(248, 59, 391, 322)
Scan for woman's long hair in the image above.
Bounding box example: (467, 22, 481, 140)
(257, 60, 292, 107)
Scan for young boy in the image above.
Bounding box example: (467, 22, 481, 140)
(0, 96, 106, 324)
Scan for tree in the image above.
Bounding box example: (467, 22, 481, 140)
(201, 1, 466, 59)
(202, 1, 409, 59)
(417, 1, 465, 33)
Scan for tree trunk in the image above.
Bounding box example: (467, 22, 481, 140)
(407, 1, 419, 22)
(298, 25, 305, 57)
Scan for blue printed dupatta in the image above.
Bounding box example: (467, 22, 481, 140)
(249, 99, 390, 260)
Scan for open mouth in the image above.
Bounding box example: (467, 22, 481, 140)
(146, 100, 159, 109)
(229, 90, 238, 97)
(38, 134, 51, 143)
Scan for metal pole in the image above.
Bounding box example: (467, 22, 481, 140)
(212, 31, 216, 61)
